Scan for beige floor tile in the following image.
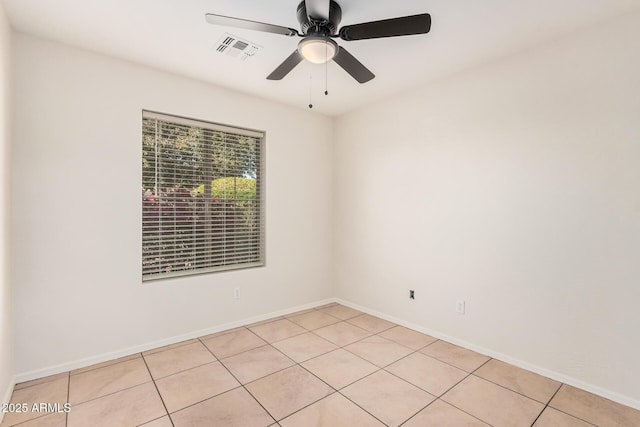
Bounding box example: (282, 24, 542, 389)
(9, 412, 67, 427)
(69, 357, 151, 404)
(67, 382, 166, 427)
(549, 384, 640, 427)
(533, 407, 594, 426)
(288, 310, 341, 330)
(140, 416, 174, 427)
(474, 359, 561, 404)
(315, 302, 338, 309)
(313, 322, 372, 347)
(1, 377, 68, 426)
(221, 345, 294, 384)
(155, 362, 240, 413)
(342, 370, 435, 426)
(386, 352, 467, 396)
(314, 302, 340, 311)
(199, 326, 245, 340)
(272, 332, 338, 363)
(249, 318, 307, 343)
(442, 375, 544, 427)
(246, 366, 334, 420)
(318, 304, 362, 320)
(284, 308, 316, 318)
(14, 372, 69, 391)
(201, 328, 267, 359)
(142, 339, 199, 356)
(419, 341, 490, 372)
(403, 399, 489, 427)
(279, 393, 385, 427)
(347, 314, 396, 333)
(247, 316, 286, 328)
(144, 341, 216, 379)
(301, 349, 378, 389)
(70, 353, 142, 376)
(171, 387, 274, 427)
(379, 326, 438, 350)
(344, 335, 412, 367)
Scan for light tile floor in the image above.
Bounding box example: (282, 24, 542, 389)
(2, 303, 640, 427)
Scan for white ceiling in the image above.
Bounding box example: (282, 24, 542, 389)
(3, 0, 640, 116)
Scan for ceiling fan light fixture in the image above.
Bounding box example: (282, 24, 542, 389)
(298, 36, 338, 64)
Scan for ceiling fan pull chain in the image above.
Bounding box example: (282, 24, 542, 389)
(309, 76, 313, 109)
(325, 39, 329, 96)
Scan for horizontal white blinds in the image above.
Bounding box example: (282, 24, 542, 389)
(142, 111, 264, 280)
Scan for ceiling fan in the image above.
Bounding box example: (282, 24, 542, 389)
(205, 0, 431, 84)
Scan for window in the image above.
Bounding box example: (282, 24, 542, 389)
(142, 111, 264, 280)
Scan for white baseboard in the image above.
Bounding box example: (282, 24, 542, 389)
(335, 298, 640, 412)
(15, 298, 335, 384)
(1, 375, 16, 424)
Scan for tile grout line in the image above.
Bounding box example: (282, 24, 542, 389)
(529, 384, 562, 427)
(205, 311, 393, 425)
(69, 353, 146, 378)
(140, 354, 175, 427)
(61, 381, 154, 409)
(397, 398, 440, 427)
(280, 352, 390, 426)
(433, 357, 562, 427)
(330, 321, 468, 425)
(334, 389, 391, 427)
(135, 415, 172, 427)
(197, 336, 277, 426)
(529, 385, 598, 427)
(267, 316, 405, 421)
(1, 378, 70, 427)
(372, 337, 493, 426)
(287, 317, 427, 426)
(11, 374, 67, 392)
(469, 372, 558, 407)
(288, 314, 449, 425)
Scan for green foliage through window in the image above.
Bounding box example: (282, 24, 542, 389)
(142, 112, 264, 280)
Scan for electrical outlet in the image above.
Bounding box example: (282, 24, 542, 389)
(234, 288, 240, 299)
(409, 290, 415, 300)
(456, 300, 465, 314)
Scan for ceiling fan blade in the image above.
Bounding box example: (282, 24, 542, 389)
(205, 14, 299, 37)
(339, 13, 431, 41)
(304, 0, 330, 21)
(333, 46, 375, 84)
(267, 50, 304, 80)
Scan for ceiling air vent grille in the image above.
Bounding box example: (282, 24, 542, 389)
(214, 33, 261, 60)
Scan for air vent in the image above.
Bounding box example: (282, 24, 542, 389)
(214, 33, 261, 61)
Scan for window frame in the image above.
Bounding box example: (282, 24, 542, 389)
(141, 110, 266, 281)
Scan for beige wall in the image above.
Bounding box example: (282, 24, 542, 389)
(11, 33, 334, 378)
(333, 11, 640, 407)
(0, 0, 13, 411)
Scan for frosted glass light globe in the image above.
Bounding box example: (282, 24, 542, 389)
(298, 37, 338, 64)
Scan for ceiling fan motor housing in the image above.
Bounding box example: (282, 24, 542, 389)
(296, 0, 342, 36)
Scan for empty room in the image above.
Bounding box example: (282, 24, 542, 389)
(1, 0, 639, 426)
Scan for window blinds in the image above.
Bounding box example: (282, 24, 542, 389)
(142, 111, 264, 280)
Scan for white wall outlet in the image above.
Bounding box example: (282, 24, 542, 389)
(234, 288, 240, 299)
(456, 300, 465, 314)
